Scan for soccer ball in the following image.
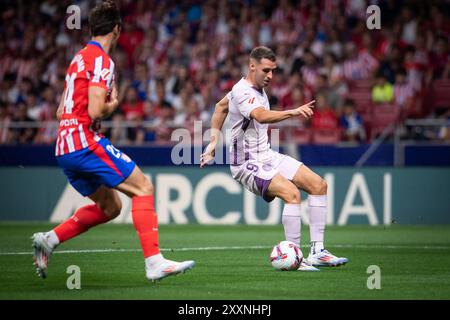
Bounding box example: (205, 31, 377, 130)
(269, 241, 303, 271)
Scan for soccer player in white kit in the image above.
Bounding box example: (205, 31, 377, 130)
(201, 46, 348, 270)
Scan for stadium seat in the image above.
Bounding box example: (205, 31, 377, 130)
(348, 79, 373, 90)
(356, 103, 373, 117)
(403, 91, 425, 119)
(311, 128, 342, 144)
(292, 128, 312, 144)
(369, 103, 399, 140)
(346, 91, 372, 107)
(431, 79, 450, 111)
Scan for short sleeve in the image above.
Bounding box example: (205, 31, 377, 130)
(88, 55, 114, 91)
(233, 89, 261, 120)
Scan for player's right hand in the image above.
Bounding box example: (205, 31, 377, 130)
(200, 142, 216, 168)
(292, 100, 315, 119)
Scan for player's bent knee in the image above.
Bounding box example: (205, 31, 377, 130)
(139, 178, 154, 196)
(130, 170, 154, 196)
(311, 178, 327, 195)
(99, 199, 122, 219)
(282, 188, 301, 204)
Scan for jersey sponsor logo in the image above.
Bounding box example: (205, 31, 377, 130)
(100, 68, 112, 81)
(59, 118, 79, 127)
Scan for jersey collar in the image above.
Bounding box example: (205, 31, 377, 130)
(87, 40, 104, 52)
(243, 77, 263, 94)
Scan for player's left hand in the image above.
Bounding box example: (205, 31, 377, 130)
(105, 82, 119, 111)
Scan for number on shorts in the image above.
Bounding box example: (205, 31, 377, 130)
(246, 163, 259, 172)
(106, 144, 121, 158)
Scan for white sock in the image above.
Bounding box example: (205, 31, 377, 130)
(145, 253, 166, 269)
(46, 230, 60, 249)
(282, 203, 301, 247)
(308, 195, 327, 255)
(311, 241, 324, 255)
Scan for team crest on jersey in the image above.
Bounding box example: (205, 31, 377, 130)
(100, 68, 112, 81)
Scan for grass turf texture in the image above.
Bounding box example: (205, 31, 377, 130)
(0, 223, 449, 300)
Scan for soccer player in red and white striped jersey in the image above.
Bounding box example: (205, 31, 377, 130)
(32, 0, 194, 282)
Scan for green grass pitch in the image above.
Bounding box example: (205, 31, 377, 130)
(0, 223, 449, 300)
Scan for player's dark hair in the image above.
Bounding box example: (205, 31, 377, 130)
(89, 0, 122, 36)
(250, 46, 276, 63)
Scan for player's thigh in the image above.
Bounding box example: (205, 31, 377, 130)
(275, 153, 303, 181)
(88, 185, 122, 218)
(291, 164, 327, 195)
(115, 165, 153, 197)
(231, 161, 278, 203)
(266, 174, 301, 204)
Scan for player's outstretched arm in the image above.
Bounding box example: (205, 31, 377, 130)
(250, 100, 315, 124)
(200, 94, 229, 168)
(87, 83, 119, 120)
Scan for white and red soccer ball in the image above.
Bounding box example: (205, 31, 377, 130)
(270, 241, 303, 271)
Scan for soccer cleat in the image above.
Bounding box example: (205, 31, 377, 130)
(31, 232, 54, 279)
(146, 259, 195, 282)
(297, 259, 320, 271)
(306, 249, 348, 267)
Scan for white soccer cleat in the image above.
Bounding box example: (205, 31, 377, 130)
(297, 259, 320, 271)
(306, 249, 348, 267)
(146, 259, 195, 282)
(31, 232, 54, 279)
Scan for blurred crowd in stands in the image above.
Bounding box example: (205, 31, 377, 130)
(0, 0, 449, 146)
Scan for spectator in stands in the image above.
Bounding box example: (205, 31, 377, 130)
(320, 52, 348, 108)
(372, 73, 394, 104)
(10, 102, 36, 144)
(281, 87, 306, 111)
(109, 111, 129, 146)
(430, 36, 449, 79)
(300, 49, 320, 92)
(154, 102, 175, 144)
(121, 86, 146, 121)
(340, 99, 366, 142)
(311, 93, 338, 130)
(1, 0, 449, 146)
(121, 86, 151, 144)
(393, 68, 414, 113)
(343, 42, 367, 81)
(131, 62, 150, 101)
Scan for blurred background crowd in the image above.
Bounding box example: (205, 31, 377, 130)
(0, 0, 449, 146)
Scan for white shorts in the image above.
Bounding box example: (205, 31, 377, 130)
(230, 150, 303, 202)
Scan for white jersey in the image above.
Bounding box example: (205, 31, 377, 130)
(227, 78, 271, 165)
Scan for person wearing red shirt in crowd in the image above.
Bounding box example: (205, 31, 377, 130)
(121, 86, 145, 120)
(311, 92, 338, 130)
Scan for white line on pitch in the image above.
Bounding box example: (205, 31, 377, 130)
(0, 244, 449, 256)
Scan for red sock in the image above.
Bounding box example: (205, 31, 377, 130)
(53, 204, 110, 243)
(131, 195, 160, 258)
